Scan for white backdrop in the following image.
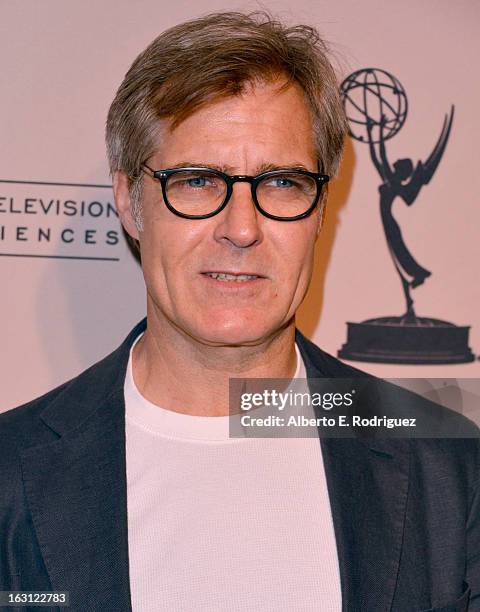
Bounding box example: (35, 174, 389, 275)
(1, 0, 479, 411)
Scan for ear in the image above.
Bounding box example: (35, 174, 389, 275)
(112, 170, 140, 240)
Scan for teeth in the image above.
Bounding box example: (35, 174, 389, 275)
(206, 272, 258, 281)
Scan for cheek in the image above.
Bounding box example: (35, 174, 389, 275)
(275, 224, 317, 281)
(140, 214, 209, 281)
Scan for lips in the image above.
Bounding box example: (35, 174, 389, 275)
(201, 271, 265, 282)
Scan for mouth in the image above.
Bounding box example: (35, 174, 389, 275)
(201, 271, 265, 283)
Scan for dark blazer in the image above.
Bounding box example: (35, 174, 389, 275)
(1, 318, 479, 612)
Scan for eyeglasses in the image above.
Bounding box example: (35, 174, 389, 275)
(142, 164, 329, 221)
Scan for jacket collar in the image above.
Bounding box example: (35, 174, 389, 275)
(21, 319, 409, 611)
(38, 317, 147, 437)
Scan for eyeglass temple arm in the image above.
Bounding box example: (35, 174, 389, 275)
(142, 163, 155, 176)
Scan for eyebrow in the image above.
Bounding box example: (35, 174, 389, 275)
(164, 161, 313, 174)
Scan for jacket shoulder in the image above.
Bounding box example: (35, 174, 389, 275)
(0, 379, 71, 446)
(295, 328, 480, 442)
(295, 328, 371, 378)
(0, 317, 146, 447)
(0, 351, 108, 441)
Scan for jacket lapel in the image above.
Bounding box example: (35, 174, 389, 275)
(19, 321, 146, 611)
(296, 329, 411, 612)
(319, 437, 410, 611)
(21, 389, 132, 610)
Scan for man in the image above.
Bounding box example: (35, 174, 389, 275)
(0, 11, 478, 612)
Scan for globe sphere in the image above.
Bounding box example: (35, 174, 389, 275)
(340, 68, 408, 143)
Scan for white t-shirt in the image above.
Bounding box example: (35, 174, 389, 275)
(125, 334, 342, 611)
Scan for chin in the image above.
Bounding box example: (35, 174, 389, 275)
(188, 310, 279, 347)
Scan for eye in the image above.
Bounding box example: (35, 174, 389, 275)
(263, 174, 308, 191)
(258, 173, 317, 201)
(169, 171, 219, 190)
(269, 177, 295, 188)
(187, 176, 208, 188)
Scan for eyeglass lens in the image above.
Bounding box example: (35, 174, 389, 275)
(164, 170, 318, 218)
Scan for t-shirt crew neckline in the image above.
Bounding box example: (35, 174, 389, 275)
(124, 332, 306, 442)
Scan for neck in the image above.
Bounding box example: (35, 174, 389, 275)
(131, 305, 298, 417)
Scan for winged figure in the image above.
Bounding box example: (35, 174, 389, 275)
(367, 106, 454, 320)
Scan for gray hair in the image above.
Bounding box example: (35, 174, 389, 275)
(106, 11, 348, 232)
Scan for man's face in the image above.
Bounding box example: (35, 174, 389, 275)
(118, 80, 323, 346)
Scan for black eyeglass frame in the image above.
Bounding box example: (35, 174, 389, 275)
(142, 163, 329, 221)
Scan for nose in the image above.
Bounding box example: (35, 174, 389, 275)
(213, 181, 263, 249)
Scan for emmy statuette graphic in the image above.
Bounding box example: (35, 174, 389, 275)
(338, 68, 474, 364)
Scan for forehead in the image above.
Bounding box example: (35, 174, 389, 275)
(153, 80, 317, 167)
